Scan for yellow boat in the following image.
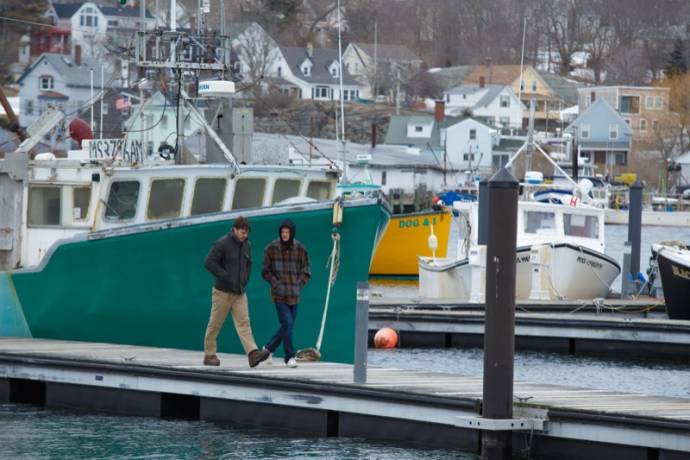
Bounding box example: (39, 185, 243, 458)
(370, 209, 452, 276)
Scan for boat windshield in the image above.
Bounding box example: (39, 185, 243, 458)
(563, 213, 599, 239)
(524, 211, 556, 234)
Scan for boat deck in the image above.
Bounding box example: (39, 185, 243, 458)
(0, 338, 689, 459)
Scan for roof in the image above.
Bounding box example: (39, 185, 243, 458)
(496, 138, 525, 151)
(252, 132, 444, 170)
(464, 65, 526, 86)
(447, 84, 506, 108)
(17, 53, 112, 89)
(280, 46, 358, 85)
(429, 66, 474, 91)
(352, 43, 422, 62)
(384, 114, 490, 149)
(540, 73, 584, 106)
(565, 98, 632, 148)
(51, 3, 153, 19)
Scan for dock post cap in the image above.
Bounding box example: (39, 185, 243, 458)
(631, 179, 644, 190)
(488, 168, 518, 189)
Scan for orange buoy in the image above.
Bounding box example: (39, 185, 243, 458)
(374, 328, 398, 349)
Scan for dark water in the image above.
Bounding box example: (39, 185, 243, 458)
(0, 401, 477, 460)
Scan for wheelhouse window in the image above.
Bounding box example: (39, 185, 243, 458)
(564, 214, 599, 239)
(105, 180, 140, 221)
(306, 181, 332, 200)
(272, 179, 301, 204)
(524, 211, 556, 234)
(28, 186, 61, 226)
(232, 178, 266, 209)
(191, 178, 227, 215)
(72, 186, 91, 221)
(147, 178, 185, 220)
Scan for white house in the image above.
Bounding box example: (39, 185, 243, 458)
(269, 44, 362, 101)
(342, 43, 423, 99)
(124, 91, 206, 159)
(17, 52, 110, 127)
(443, 84, 524, 130)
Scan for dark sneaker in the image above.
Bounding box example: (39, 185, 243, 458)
(248, 348, 270, 368)
(203, 354, 220, 366)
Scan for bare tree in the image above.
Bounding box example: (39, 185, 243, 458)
(235, 26, 280, 84)
(539, 0, 587, 75)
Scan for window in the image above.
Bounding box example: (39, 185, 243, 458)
(72, 186, 91, 221)
(615, 152, 627, 166)
(108, 19, 118, 27)
(645, 95, 663, 109)
(580, 124, 590, 139)
(609, 124, 618, 140)
(381, 171, 387, 185)
(331, 67, 337, 77)
(302, 66, 310, 76)
(655, 96, 663, 109)
(492, 153, 509, 170)
(524, 211, 555, 234)
(191, 178, 226, 215)
(232, 178, 266, 209)
(147, 179, 185, 220)
(619, 95, 640, 114)
(28, 186, 61, 226)
(26, 100, 33, 115)
(499, 95, 510, 108)
(306, 181, 332, 200)
(415, 126, 423, 133)
(469, 129, 476, 140)
(79, 7, 98, 28)
(563, 214, 599, 239)
(314, 86, 329, 99)
(531, 81, 537, 91)
(499, 116, 510, 127)
(639, 119, 646, 132)
(105, 181, 139, 221)
(463, 153, 475, 161)
(39, 76, 54, 90)
(272, 179, 301, 204)
(652, 119, 658, 131)
(101, 103, 108, 115)
(277, 66, 282, 77)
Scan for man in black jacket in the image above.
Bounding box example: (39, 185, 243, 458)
(203, 216, 269, 367)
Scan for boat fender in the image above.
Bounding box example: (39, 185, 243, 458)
(374, 328, 398, 349)
(614, 195, 625, 208)
(332, 197, 343, 227)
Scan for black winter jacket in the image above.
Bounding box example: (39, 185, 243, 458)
(204, 233, 252, 294)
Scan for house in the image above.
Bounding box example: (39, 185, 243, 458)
(384, 103, 500, 176)
(463, 65, 562, 131)
(43, 1, 156, 58)
(565, 98, 632, 175)
(442, 83, 524, 130)
(17, 52, 111, 128)
(77, 88, 132, 140)
(124, 91, 207, 159)
(342, 43, 423, 99)
(271, 44, 362, 101)
(429, 65, 474, 92)
(577, 86, 673, 141)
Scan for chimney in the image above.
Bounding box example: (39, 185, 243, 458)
(74, 45, 81, 66)
(306, 42, 314, 58)
(479, 75, 485, 88)
(434, 100, 445, 122)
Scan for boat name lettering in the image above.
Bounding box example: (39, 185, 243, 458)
(576, 256, 603, 269)
(516, 255, 531, 264)
(89, 139, 144, 164)
(398, 217, 437, 229)
(671, 265, 690, 281)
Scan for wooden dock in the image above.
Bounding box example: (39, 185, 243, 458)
(1, 338, 689, 459)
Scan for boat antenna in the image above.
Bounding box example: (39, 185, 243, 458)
(336, 0, 348, 181)
(518, 15, 526, 103)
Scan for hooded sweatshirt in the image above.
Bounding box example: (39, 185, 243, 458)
(262, 219, 311, 304)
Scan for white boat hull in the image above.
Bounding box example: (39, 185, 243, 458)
(419, 244, 620, 301)
(605, 209, 690, 227)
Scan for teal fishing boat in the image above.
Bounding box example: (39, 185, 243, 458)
(2, 197, 389, 364)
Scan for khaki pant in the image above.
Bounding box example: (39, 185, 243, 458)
(204, 288, 258, 355)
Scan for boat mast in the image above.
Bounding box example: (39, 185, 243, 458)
(336, 0, 348, 181)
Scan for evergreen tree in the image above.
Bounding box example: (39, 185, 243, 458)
(666, 39, 688, 77)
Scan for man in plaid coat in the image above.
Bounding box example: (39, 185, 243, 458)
(261, 219, 311, 368)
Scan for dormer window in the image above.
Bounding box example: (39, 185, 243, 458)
(302, 66, 310, 76)
(79, 7, 98, 28)
(39, 75, 54, 90)
(331, 68, 337, 77)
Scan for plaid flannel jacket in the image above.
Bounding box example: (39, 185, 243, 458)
(262, 239, 311, 305)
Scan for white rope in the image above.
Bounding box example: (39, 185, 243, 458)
(315, 232, 340, 352)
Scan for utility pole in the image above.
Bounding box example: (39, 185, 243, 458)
(395, 68, 400, 115)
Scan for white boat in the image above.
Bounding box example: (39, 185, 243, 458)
(419, 200, 620, 301)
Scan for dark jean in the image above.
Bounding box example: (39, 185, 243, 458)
(265, 302, 298, 362)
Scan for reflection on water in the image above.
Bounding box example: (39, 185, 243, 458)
(369, 348, 690, 398)
(0, 403, 478, 460)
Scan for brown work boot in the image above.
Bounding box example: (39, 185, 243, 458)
(203, 354, 220, 366)
(248, 348, 270, 368)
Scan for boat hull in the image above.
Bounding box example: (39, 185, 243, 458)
(370, 210, 452, 277)
(418, 244, 620, 301)
(605, 209, 690, 227)
(654, 246, 690, 320)
(4, 199, 390, 364)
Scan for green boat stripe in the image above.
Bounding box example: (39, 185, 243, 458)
(0, 273, 32, 338)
